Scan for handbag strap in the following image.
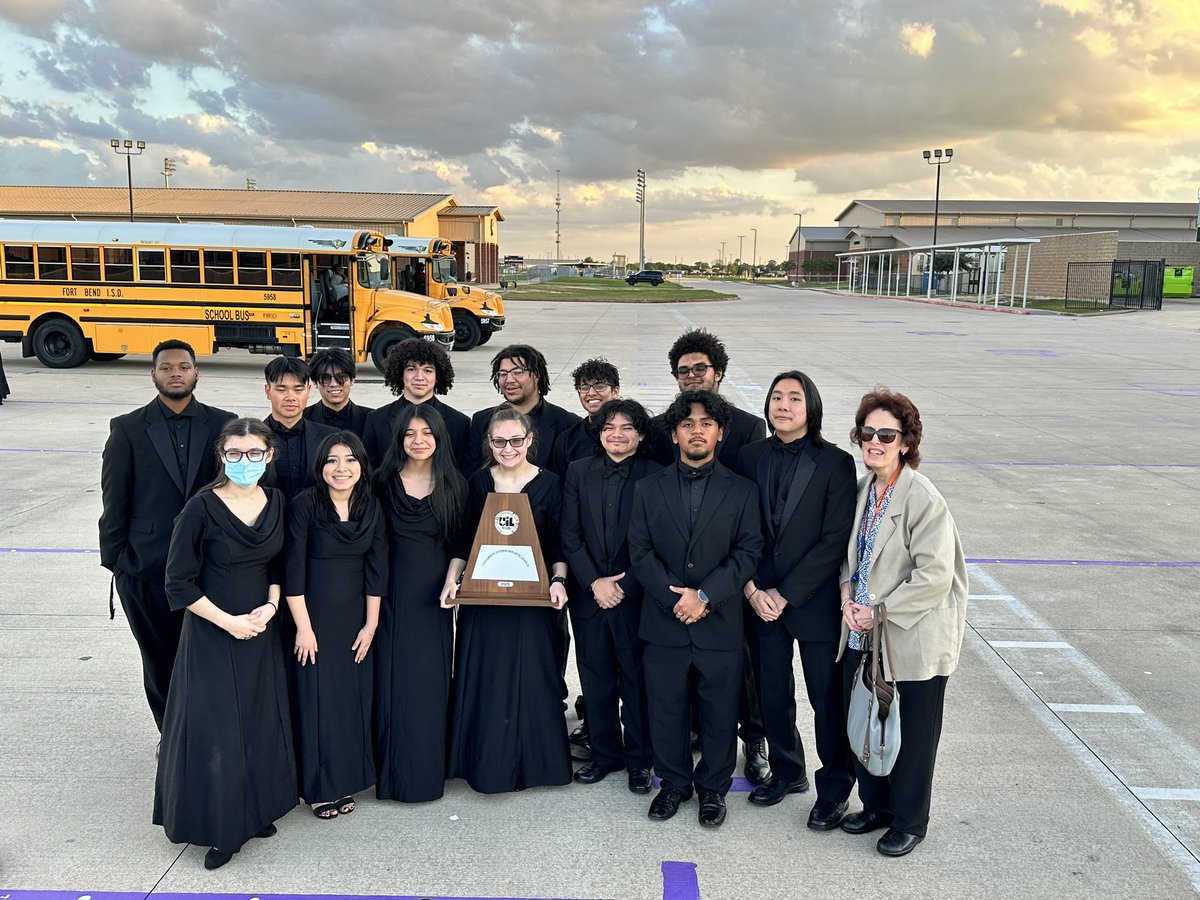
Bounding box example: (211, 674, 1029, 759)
(870, 605, 897, 717)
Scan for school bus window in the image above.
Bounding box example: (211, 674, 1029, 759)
(170, 248, 200, 283)
(38, 246, 69, 281)
(203, 249, 234, 284)
(430, 256, 457, 284)
(104, 247, 134, 282)
(357, 255, 389, 289)
(138, 248, 166, 282)
(3, 245, 35, 279)
(71, 246, 101, 281)
(270, 252, 301, 287)
(238, 250, 268, 286)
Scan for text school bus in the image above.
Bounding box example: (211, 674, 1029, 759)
(0, 221, 454, 370)
(384, 235, 505, 351)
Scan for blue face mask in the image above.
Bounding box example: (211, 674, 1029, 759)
(225, 458, 267, 487)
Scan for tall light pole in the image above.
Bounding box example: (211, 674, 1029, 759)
(161, 157, 176, 188)
(720, 241, 726, 270)
(111, 138, 146, 222)
(635, 169, 646, 271)
(555, 169, 562, 262)
(737, 234, 746, 277)
(922, 147, 954, 247)
(794, 212, 802, 279)
(750, 227, 758, 279)
(1195, 187, 1199, 243)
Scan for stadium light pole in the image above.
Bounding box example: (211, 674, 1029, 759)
(635, 169, 646, 271)
(737, 235, 745, 277)
(111, 138, 146, 222)
(161, 157, 176, 188)
(922, 147, 953, 247)
(750, 227, 757, 279)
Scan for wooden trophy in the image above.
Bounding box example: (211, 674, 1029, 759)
(456, 492, 553, 607)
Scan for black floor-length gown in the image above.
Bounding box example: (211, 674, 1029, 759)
(0, 350, 9, 403)
(285, 490, 387, 804)
(448, 468, 572, 793)
(375, 480, 456, 802)
(154, 489, 296, 853)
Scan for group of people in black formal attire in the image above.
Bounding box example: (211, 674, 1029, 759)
(99, 328, 967, 870)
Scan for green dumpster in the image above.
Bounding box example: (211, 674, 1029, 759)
(1163, 266, 1194, 298)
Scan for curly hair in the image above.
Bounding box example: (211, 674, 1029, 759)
(667, 329, 729, 376)
(571, 357, 620, 390)
(490, 344, 551, 396)
(664, 390, 733, 433)
(381, 338, 455, 396)
(850, 387, 923, 469)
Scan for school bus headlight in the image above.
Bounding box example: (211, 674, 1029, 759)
(421, 314, 444, 331)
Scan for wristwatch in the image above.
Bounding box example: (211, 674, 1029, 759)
(550, 575, 568, 587)
(697, 589, 711, 605)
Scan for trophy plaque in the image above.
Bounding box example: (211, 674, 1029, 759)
(456, 492, 553, 606)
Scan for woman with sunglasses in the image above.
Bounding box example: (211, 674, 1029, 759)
(837, 388, 968, 858)
(442, 404, 573, 793)
(155, 418, 296, 871)
(373, 404, 466, 803)
(285, 431, 386, 820)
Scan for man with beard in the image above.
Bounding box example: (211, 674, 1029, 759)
(261, 356, 337, 501)
(462, 344, 580, 474)
(99, 340, 236, 732)
(303, 347, 373, 438)
(628, 391, 762, 829)
(362, 338, 470, 469)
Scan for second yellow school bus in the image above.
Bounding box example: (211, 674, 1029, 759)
(0, 220, 454, 369)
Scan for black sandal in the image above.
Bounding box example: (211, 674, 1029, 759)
(312, 803, 340, 819)
(337, 796, 355, 815)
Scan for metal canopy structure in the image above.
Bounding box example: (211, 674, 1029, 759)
(837, 236, 1041, 309)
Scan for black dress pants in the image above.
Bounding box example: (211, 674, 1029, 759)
(757, 625, 854, 801)
(645, 643, 741, 794)
(114, 570, 183, 732)
(575, 609, 651, 770)
(843, 648, 948, 838)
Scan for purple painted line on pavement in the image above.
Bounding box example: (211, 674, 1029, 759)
(661, 862, 701, 900)
(1, 548, 99, 554)
(651, 775, 755, 793)
(968, 558, 1200, 568)
(923, 461, 1200, 469)
(0, 447, 101, 454)
(1, 891, 586, 900)
(986, 348, 1061, 357)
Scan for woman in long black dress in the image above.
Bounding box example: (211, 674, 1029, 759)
(285, 431, 386, 819)
(443, 404, 573, 794)
(373, 404, 466, 802)
(154, 417, 296, 871)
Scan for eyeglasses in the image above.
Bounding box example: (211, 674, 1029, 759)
(490, 434, 530, 449)
(222, 448, 267, 462)
(317, 374, 350, 386)
(577, 381, 612, 394)
(496, 367, 529, 381)
(674, 363, 712, 378)
(854, 426, 903, 444)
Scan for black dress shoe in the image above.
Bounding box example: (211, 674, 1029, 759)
(698, 790, 727, 828)
(648, 787, 692, 820)
(204, 847, 234, 870)
(877, 828, 924, 857)
(841, 809, 893, 835)
(807, 799, 848, 831)
(628, 767, 653, 794)
(747, 774, 810, 806)
(573, 760, 620, 784)
(568, 721, 592, 761)
(742, 738, 771, 785)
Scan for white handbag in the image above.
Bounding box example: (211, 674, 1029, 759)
(847, 604, 901, 776)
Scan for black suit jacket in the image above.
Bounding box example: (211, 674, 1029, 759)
(303, 399, 372, 438)
(628, 461, 763, 651)
(260, 415, 338, 500)
(646, 405, 765, 468)
(463, 398, 581, 474)
(561, 454, 662, 622)
(99, 397, 236, 578)
(362, 396, 470, 468)
(736, 438, 857, 643)
(550, 418, 602, 477)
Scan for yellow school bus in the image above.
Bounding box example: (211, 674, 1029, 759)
(384, 234, 505, 351)
(0, 220, 454, 370)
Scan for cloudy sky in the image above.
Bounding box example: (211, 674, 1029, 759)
(1, 0, 1198, 263)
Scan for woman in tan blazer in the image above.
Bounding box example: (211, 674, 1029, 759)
(836, 388, 967, 857)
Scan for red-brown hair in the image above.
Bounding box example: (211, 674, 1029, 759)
(851, 387, 923, 469)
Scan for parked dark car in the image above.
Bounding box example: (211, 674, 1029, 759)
(626, 270, 665, 286)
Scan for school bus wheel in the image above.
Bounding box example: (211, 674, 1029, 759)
(370, 326, 417, 371)
(452, 311, 481, 352)
(477, 330, 493, 346)
(90, 352, 127, 362)
(32, 316, 89, 369)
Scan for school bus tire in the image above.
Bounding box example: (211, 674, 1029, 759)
(90, 351, 127, 361)
(370, 326, 417, 371)
(452, 311, 481, 352)
(32, 317, 90, 368)
(477, 330, 493, 346)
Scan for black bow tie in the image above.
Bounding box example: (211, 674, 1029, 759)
(769, 436, 805, 455)
(603, 459, 631, 479)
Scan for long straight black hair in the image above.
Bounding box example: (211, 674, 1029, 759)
(307, 431, 374, 522)
(763, 370, 825, 446)
(376, 403, 466, 543)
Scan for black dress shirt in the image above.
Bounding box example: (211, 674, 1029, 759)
(767, 434, 808, 531)
(156, 396, 195, 483)
(601, 455, 634, 558)
(269, 418, 308, 500)
(676, 458, 715, 537)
